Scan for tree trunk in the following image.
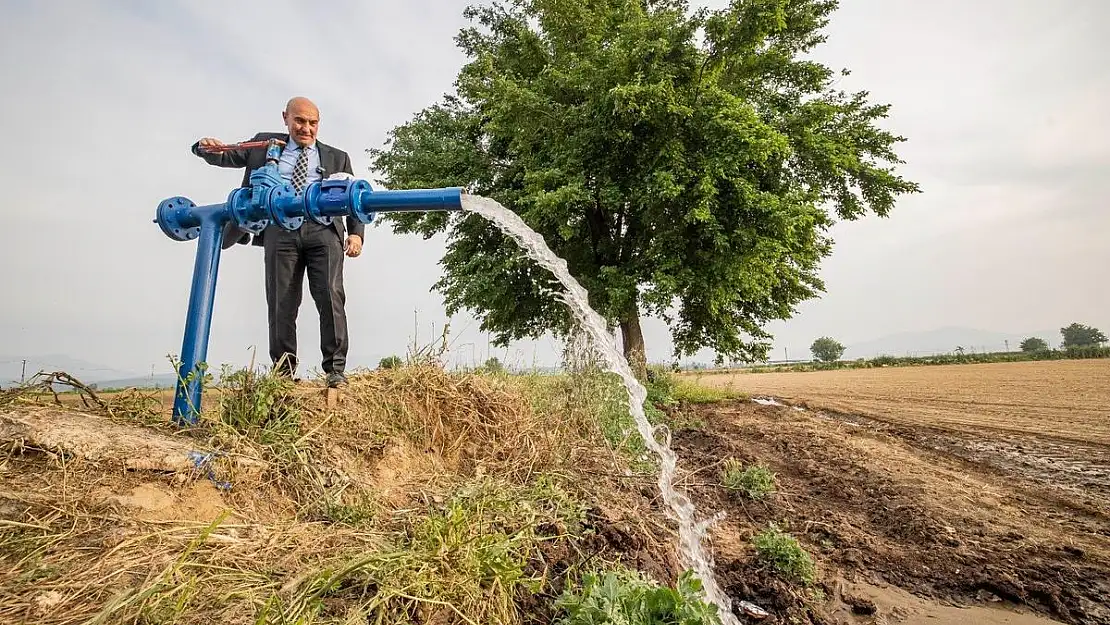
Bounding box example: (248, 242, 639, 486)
(620, 313, 648, 380)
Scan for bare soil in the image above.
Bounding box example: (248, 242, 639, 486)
(666, 398, 1110, 625)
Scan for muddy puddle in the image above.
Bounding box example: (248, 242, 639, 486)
(919, 432, 1110, 499)
(828, 578, 1068, 624)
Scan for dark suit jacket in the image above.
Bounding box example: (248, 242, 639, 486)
(190, 131, 365, 247)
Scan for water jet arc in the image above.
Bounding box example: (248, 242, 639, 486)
(460, 195, 740, 624)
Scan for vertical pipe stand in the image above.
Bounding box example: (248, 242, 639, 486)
(172, 218, 223, 425)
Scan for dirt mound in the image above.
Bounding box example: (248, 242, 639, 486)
(670, 400, 1110, 625)
(0, 365, 679, 625)
(0, 406, 258, 474)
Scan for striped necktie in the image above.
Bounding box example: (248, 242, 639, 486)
(292, 145, 309, 192)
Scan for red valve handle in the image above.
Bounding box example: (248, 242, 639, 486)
(198, 139, 287, 153)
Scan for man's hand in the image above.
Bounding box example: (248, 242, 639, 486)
(344, 235, 363, 258)
(197, 137, 226, 151)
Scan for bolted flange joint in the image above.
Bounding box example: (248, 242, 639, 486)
(156, 196, 200, 241)
(303, 182, 334, 227)
(267, 184, 304, 231)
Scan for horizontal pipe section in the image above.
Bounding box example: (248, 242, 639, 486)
(156, 181, 465, 241)
(358, 187, 464, 213)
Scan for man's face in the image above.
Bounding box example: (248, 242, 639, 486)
(283, 101, 319, 146)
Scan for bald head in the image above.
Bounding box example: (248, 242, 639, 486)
(282, 96, 320, 147)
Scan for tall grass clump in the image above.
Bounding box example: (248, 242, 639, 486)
(720, 460, 776, 500)
(258, 478, 588, 625)
(520, 333, 659, 473)
(215, 362, 301, 442)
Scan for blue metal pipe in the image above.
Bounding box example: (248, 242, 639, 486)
(164, 202, 229, 424)
(360, 186, 464, 214)
(156, 166, 465, 426)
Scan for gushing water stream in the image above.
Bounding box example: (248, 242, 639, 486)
(461, 195, 741, 624)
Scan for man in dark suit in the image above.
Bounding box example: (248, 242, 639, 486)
(191, 96, 361, 388)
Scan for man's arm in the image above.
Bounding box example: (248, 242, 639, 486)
(341, 152, 366, 242)
(190, 133, 263, 168)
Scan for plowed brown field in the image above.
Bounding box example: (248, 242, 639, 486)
(683, 360, 1110, 445)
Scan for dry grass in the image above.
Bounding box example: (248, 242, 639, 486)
(331, 364, 605, 483)
(0, 371, 164, 424)
(0, 360, 679, 625)
(0, 497, 388, 625)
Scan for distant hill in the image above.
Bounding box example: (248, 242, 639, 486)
(0, 354, 140, 387)
(93, 374, 181, 390)
(842, 326, 1059, 360)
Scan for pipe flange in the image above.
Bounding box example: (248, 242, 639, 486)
(349, 180, 376, 224)
(267, 184, 304, 231)
(156, 196, 199, 241)
(228, 188, 269, 235)
(303, 182, 334, 226)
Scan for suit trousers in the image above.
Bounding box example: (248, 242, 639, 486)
(262, 221, 348, 377)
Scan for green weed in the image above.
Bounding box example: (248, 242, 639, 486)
(215, 364, 300, 441)
(263, 477, 587, 624)
(321, 494, 381, 527)
(752, 523, 816, 585)
(720, 460, 776, 500)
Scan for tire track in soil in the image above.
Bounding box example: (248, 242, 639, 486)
(809, 408, 1110, 521)
(672, 401, 1110, 625)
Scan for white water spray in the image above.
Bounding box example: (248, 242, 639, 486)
(461, 195, 741, 624)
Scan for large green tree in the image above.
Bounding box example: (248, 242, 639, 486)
(1019, 337, 1048, 353)
(369, 0, 919, 370)
(810, 336, 845, 362)
(1060, 323, 1107, 348)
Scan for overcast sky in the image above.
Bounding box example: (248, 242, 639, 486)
(1, 0, 1107, 378)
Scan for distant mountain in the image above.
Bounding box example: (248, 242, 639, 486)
(842, 326, 1058, 359)
(0, 354, 140, 387)
(94, 374, 180, 390)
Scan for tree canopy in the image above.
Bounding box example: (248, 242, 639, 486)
(369, 0, 920, 368)
(1060, 323, 1107, 348)
(1019, 337, 1048, 353)
(810, 336, 845, 362)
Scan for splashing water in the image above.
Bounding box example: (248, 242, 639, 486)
(461, 194, 741, 624)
